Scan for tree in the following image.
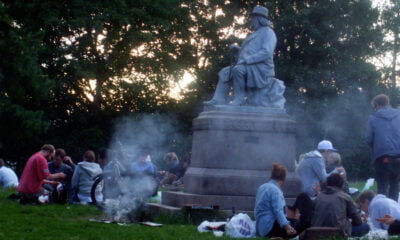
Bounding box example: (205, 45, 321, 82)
(182, 0, 387, 179)
(380, 0, 400, 89)
(0, 1, 52, 169)
(0, 0, 197, 169)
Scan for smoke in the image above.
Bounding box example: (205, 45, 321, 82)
(292, 89, 374, 179)
(101, 113, 184, 221)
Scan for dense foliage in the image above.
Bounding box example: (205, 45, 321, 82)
(0, 0, 398, 179)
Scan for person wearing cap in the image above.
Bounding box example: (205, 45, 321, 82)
(204, 5, 285, 107)
(296, 140, 344, 198)
(366, 94, 400, 201)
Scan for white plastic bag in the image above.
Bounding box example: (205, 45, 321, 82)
(362, 178, 375, 192)
(225, 213, 256, 238)
(197, 220, 227, 233)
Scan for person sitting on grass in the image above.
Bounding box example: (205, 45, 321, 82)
(254, 163, 297, 238)
(47, 148, 75, 204)
(17, 144, 66, 204)
(0, 158, 18, 189)
(357, 190, 400, 235)
(158, 152, 187, 186)
(71, 150, 103, 204)
(311, 173, 369, 237)
(130, 150, 158, 197)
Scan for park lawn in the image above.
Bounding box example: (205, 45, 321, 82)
(0, 181, 379, 240)
(0, 189, 261, 240)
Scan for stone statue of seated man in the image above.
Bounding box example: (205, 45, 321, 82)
(203, 6, 286, 108)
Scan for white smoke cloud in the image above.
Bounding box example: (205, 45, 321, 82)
(101, 113, 183, 221)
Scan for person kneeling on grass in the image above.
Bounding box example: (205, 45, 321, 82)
(254, 163, 297, 238)
(312, 173, 369, 237)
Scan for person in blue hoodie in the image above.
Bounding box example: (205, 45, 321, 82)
(366, 94, 400, 201)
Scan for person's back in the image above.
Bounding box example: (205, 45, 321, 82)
(311, 186, 355, 235)
(367, 106, 400, 160)
(366, 94, 400, 201)
(296, 150, 327, 197)
(71, 151, 102, 203)
(0, 162, 18, 188)
(18, 152, 50, 194)
(254, 163, 296, 238)
(312, 174, 368, 237)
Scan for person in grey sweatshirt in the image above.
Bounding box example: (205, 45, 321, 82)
(296, 140, 344, 198)
(71, 150, 102, 203)
(366, 94, 400, 201)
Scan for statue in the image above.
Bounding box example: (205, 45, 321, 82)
(204, 6, 285, 108)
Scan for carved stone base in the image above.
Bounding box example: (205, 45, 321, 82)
(161, 106, 301, 211)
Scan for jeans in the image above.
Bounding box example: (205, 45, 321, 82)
(375, 156, 400, 201)
(351, 223, 370, 237)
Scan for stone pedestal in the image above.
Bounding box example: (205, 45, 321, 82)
(162, 105, 301, 211)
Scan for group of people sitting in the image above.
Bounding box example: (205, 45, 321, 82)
(1, 144, 188, 205)
(255, 140, 400, 238)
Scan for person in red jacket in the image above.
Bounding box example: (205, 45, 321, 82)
(18, 144, 65, 204)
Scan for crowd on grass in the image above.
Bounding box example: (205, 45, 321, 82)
(1, 93, 400, 239)
(254, 94, 400, 238)
(0, 146, 189, 205)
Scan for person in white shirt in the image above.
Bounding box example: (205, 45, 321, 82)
(0, 158, 19, 188)
(358, 190, 400, 235)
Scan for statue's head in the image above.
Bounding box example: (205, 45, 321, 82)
(250, 6, 269, 20)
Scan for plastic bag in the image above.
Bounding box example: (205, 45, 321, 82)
(197, 220, 226, 233)
(362, 178, 375, 192)
(225, 213, 256, 238)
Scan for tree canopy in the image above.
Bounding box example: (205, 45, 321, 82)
(0, 0, 398, 178)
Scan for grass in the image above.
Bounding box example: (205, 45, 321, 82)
(0, 181, 384, 239)
(349, 179, 377, 193)
(0, 189, 256, 240)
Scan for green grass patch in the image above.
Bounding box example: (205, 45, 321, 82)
(0, 189, 263, 239)
(349, 180, 377, 193)
(0, 180, 383, 239)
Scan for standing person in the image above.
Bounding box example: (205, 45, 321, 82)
(17, 144, 66, 204)
(71, 150, 102, 204)
(254, 163, 297, 238)
(366, 94, 400, 201)
(0, 158, 18, 188)
(311, 173, 369, 237)
(357, 190, 400, 235)
(296, 140, 344, 198)
(203, 5, 285, 107)
(48, 148, 75, 203)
